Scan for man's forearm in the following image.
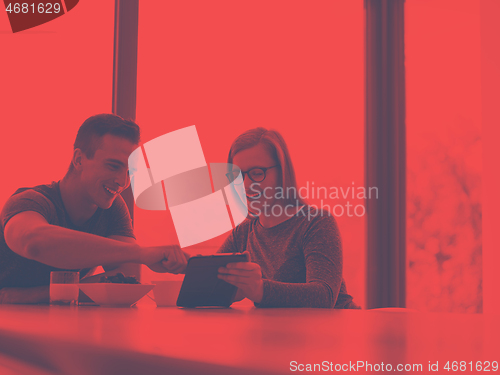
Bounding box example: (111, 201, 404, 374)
(25, 225, 142, 269)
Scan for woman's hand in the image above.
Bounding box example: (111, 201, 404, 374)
(218, 251, 264, 303)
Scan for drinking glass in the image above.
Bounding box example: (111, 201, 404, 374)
(50, 271, 79, 305)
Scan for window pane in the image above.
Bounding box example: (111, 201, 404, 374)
(0, 1, 114, 207)
(405, 0, 482, 312)
(136, 1, 365, 304)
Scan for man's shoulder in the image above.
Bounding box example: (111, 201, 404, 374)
(9, 182, 59, 203)
(12, 181, 60, 202)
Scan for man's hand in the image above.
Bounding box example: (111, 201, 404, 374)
(0, 286, 49, 304)
(141, 245, 190, 274)
(217, 251, 264, 303)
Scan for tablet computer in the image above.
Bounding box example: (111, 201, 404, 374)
(176, 253, 248, 308)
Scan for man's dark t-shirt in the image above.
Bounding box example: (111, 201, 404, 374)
(0, 181, 135, 288)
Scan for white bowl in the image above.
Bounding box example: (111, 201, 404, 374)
(152, 280, 183, 307)
(79, 283, 155, 307)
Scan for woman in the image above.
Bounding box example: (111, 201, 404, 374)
(217, 128, 358, 308)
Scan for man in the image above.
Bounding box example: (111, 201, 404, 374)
(0, 114, 188, 303)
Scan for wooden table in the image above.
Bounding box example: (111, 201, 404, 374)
(0, 302, 498, 375)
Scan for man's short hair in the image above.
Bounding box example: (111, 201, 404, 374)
(68, 114, 140, 172)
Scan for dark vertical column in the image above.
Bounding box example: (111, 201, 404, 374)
(112, 0, 139, 222)
(481, 0, 500, 314)
(365, 0, 406, 308)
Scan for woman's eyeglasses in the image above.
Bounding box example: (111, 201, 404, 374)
(226, 165, 279, 184)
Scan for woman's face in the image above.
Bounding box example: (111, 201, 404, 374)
(231, 143, 281, 216)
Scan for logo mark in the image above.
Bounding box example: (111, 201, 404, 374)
(128, 126, 248, 248)
(3, 1, 79, 33)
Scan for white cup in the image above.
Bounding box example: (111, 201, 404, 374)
(152, 280, 183, 307)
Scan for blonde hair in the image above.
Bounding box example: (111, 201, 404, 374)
(228, 128, 306, 206)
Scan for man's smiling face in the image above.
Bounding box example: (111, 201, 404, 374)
(79, 134, 137, 209)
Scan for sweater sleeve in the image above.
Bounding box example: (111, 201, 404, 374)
(255, 214, 343, 308)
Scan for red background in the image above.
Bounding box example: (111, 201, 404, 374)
(0, 0, 497, 314)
